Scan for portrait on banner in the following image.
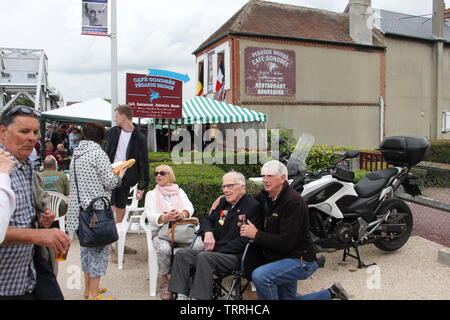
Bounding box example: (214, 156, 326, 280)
(81, 0, 108, 36)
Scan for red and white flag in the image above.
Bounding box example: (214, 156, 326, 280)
(215, 61, 225, 101)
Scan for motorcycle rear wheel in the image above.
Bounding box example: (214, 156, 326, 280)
(374, 199, 413, 251)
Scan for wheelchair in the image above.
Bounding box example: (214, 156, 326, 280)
(189, 232, 259, 300)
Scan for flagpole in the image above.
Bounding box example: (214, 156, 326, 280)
(110, 0, 118, 126)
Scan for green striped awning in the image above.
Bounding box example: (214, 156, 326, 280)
(155, 96, 266, 125)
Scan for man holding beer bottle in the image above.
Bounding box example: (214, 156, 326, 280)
(0, 105, 69, 300)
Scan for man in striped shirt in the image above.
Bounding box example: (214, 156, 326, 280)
(0, 105, 70, 300)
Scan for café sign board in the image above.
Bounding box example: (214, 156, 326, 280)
(126, 73, 182, 119)
(245, 47, 296, 97)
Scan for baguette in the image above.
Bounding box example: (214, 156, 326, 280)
(113, 159, 136, 176)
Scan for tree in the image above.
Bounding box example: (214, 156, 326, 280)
(12, 96, 34, 107)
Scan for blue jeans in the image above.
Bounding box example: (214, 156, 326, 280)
(252, 258, 332, 300)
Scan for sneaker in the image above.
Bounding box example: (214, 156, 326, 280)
(177, 293, 189, 300)
(329, 282, 349, 300)
(316, 255, 326, 268)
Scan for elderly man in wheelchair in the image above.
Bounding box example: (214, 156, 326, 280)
(168, 171, 263, 300)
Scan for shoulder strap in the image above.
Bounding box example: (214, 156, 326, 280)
(72, 157, 83, 211)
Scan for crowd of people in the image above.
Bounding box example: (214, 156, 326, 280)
(0, 103, 349, 301)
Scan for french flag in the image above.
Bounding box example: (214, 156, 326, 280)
(215, 61, 225, 93)
(215, 61, 225, 101)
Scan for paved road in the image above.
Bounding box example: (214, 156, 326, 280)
(57, 235, 450, 300)
(410, 201, 450, 248)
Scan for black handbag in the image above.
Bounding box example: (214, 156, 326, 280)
(33, 245, 64, 300)
(73, 158, 119, 247)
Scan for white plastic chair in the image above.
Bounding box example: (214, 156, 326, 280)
(139, 210, 203, 297)
(117, 184, 145, 270)
(139, 211, 159, 296)
(46, 191, 68, 233)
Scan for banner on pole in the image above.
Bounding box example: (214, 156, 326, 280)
(82, 0, 108, 36)
(126, 73, 183, 119)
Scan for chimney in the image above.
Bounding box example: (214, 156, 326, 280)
(432, 0, 445, 39)
(348, 0, 373, 45)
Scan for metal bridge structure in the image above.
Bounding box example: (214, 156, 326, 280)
(0, 47, 64, 113)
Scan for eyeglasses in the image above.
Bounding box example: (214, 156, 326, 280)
(154, 171, 168, 176)
(221, 183, 243, 190)
(4, 105, 41, 118)
(0, 105, 41, 124)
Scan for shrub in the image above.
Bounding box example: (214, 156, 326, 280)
(427, 140, 450, 164)
(214, 151, 269, 178)
(147, 161, 263, 218)
(304, 145, 357, 171)
(354, 169, 370, 183)
(150, 151, 270, 178)
(412, 166, 450, 189)
(148, 162, 225, 217)
(148, 152, 172, 163)
(266, 126, 295, 147)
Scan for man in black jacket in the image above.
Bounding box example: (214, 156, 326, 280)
(240, 160, 349, 300)
(168, 171, 262, 300)
(105, 105, 150, 255)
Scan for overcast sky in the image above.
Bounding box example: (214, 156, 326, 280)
(0, 0, 435, 105)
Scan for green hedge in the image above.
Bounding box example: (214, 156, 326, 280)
(412, 166, 450, 188)
(149, 162, 225, 217)
(150, 151, 269, 178)
(214, 152, 267, 178)
(148, 161, 263, 218)
(149, 152, 172, 163)
(305, 145, 356, 171)
(354, 169, 370, 183)
(145, 153, 372, 218)
(427, 140, 450, 164)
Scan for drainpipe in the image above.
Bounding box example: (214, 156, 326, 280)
(379, 96, 385, 143)
(432, 0, 445, 139)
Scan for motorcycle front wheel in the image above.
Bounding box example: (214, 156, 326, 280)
(374, 198, 414, 251)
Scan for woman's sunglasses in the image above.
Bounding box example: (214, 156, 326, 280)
(154, 171, 168, 176)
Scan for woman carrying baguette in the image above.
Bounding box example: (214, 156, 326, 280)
(66, 122, 127, 300)
(144, 164, 202, 300)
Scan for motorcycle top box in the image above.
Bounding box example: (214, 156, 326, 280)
(380, 135, 430, 167)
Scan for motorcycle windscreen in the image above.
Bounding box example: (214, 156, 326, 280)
(286, 133, 315, 175)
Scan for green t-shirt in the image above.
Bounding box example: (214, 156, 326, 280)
(39, 170, 70, 216)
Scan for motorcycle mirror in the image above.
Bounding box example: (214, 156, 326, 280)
(278, 137, 287, 146)
(344, 150, 360, 159)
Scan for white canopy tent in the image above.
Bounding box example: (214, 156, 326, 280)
(41, 98, 148, 126)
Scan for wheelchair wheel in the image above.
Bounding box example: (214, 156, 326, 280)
(212, 277, 224, 300)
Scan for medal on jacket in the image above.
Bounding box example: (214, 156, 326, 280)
(237, 213, 247, 227)
(219, 210, 228, 225)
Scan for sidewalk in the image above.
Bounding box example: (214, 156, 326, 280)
(57, 235, 450, 300)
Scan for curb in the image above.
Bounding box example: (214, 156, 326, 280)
(438, 248, 450, 267)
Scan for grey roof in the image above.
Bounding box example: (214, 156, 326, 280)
(378, 9, 450, 43)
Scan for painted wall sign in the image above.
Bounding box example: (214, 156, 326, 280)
(126, 73, 182, 119)
(245, 47, 296, 97)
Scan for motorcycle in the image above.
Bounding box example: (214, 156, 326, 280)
(273, 134, 430, 268)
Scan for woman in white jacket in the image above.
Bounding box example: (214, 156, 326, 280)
(66, 122, 127, 300)
(144, 164, 202, 300)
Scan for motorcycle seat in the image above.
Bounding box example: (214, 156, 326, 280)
(354, 168, 398, 198)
